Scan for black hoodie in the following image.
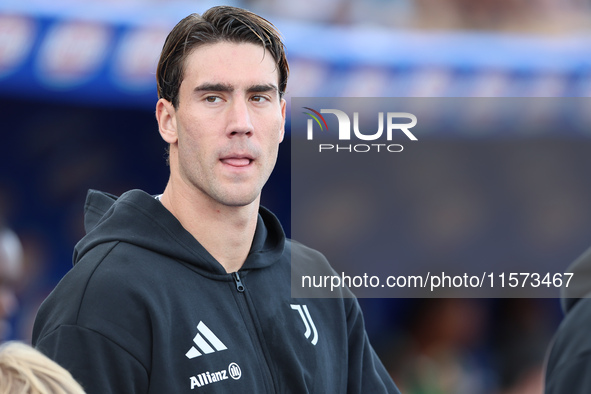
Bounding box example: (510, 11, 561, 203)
(32, 189, 399, 394)
(545, 246, 591, 393)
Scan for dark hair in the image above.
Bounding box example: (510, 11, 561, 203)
(156, 6, 289, 108)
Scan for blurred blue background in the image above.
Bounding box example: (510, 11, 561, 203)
(2, 0, 591, 393)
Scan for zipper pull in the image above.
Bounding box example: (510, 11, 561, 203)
(233, 272, 245, 292)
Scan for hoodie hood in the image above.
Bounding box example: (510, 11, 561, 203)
(561, 245, 591, 313)
(74, 189, 285, 275)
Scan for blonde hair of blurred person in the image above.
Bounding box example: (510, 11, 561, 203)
(0, 341, 85, 394)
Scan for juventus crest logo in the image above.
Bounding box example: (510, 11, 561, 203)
(290, 304, 318, 346)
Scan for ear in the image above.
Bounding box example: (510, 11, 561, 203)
(156, 98, 178, 144)
(279, 98, 286, 143)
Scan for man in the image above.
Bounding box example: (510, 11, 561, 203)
(33, 6, 399, 393)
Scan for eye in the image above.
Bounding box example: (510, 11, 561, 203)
(205, 96, 222, 103)
(250, 95, 269, 103)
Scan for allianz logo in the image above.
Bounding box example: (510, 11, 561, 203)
(190, 362, 242, 389)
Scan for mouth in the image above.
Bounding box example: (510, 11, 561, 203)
(220, 154, 254, 168)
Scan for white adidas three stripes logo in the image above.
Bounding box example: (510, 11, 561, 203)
(186, 321, 228, 359)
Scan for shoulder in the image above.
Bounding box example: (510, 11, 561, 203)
(33, 240, 172, 370)
(34, 241, 161, 343)
(287, 239, 332, 270)
(551, 298, 591, 356)
(546, 298, 591, 392)
(287, 238, 356, 300)
(287, 238, 339, 281)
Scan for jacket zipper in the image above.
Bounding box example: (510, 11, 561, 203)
(230, 271, 275, 393)
(233, 272, 245, 292)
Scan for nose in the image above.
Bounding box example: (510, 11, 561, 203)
(227, 99, 254, 138)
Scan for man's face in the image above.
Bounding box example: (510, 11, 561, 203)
(161, 41, 286, 207)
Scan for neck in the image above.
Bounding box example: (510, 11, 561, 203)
(159, 180, 259, 274)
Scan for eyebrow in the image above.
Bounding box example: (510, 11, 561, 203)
(194, 83, 279, 95)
